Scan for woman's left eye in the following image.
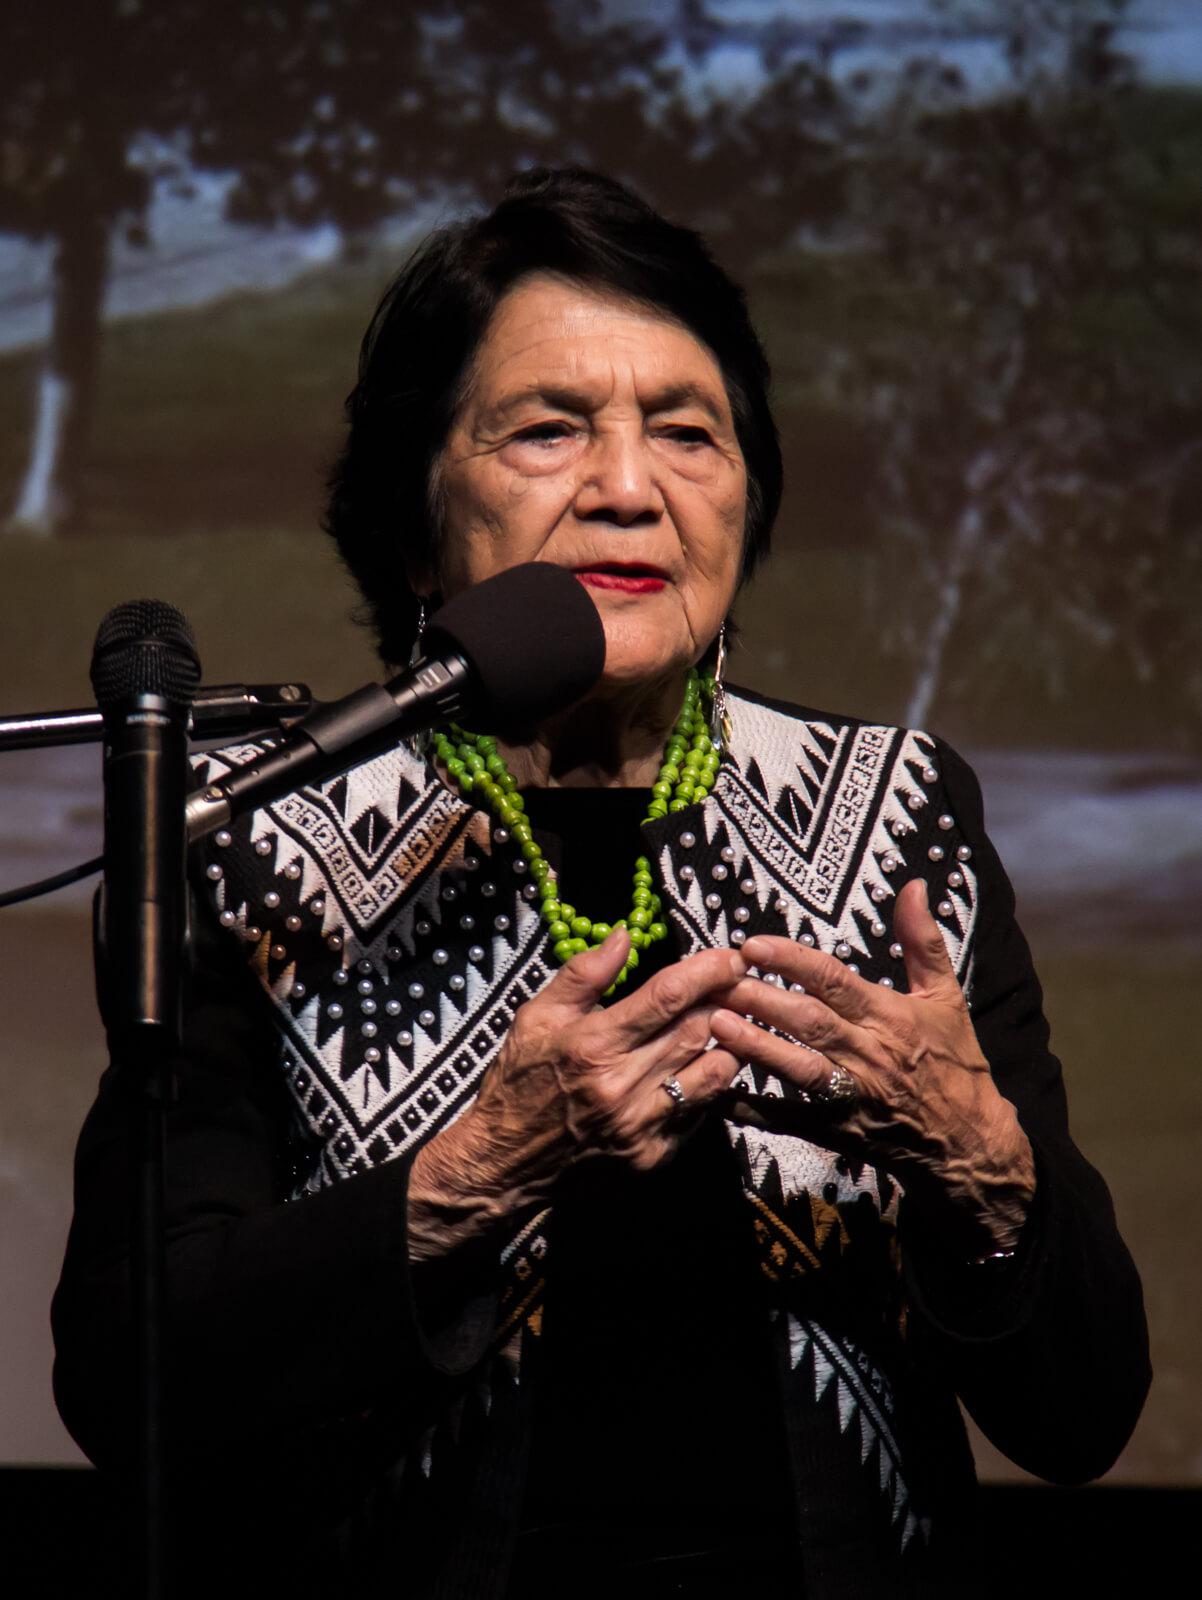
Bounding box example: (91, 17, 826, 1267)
(662, 426, 712, 446)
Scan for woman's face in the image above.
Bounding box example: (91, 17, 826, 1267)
(431, 274, 747, 694)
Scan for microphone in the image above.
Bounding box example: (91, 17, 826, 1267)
(90, 601, 201, 1586)
(185, 562, 606, 842)
(91, 599, 201, 1047)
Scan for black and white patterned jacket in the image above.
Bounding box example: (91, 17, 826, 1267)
(55, 686, 1150, 1599)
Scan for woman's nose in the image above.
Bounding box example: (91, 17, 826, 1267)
(573, 428, 664, 526)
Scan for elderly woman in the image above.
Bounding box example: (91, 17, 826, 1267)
(54, 169, 1148, 1599)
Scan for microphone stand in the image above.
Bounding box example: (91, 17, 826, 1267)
(93, 686, 190, 1600)
(0, 679, 309, 1598)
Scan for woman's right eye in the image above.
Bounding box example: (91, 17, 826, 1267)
(515, 422, 572, 444)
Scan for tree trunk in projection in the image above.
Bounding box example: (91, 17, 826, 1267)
(9, 212, 110, 537)
(903, 448, 998, 731)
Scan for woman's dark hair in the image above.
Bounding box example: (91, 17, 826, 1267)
(325, 167, 782, 664)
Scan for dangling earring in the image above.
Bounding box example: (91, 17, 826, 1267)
(408, 598, 432, 760)
(710, 621, 732, 749)
(409, 598, 428, 666)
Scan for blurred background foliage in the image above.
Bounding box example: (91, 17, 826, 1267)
(1, 0, 1199, 748)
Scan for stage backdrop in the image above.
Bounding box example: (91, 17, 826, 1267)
(1, 2, 1199, 1484)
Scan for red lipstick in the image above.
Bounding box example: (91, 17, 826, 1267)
(573, 563, 668, 594)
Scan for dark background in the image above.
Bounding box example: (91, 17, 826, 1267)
(1, 0, 1198, 1502)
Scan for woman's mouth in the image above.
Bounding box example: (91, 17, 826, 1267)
(572, 563, 669, 594)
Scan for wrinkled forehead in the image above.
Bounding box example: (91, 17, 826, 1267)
(455, 271, 734, 424)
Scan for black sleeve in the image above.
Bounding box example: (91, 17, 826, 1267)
(898, 739, 1151, 1485)
(51, 885, 501, 1475)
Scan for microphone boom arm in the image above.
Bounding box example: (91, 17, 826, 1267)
(185, 654, 470, 841)
(0, 682, 313, 753)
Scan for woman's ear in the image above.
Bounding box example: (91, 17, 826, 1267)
(404, 557, 437, 601)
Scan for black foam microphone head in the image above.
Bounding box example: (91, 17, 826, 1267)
(90, 599, 202, 711)
(424, 564, 606, 726)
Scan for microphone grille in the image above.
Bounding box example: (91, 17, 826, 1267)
(90, 600, 202, 709)
(424, 564, 606, 728)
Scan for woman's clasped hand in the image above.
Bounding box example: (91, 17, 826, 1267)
(414, 875, 1035, 1262)
(410, 936, 749, 1250)
(710, 876, 1037, 1255)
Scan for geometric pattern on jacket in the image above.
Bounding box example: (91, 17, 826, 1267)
(194, 687, 980, 1552)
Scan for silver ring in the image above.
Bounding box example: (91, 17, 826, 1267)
(807, 1064, 859, 1106)
(660, 1076, 686, 1108)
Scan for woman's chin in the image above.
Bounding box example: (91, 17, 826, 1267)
(595, 614, 703, 692)
(595, 651, 694, 696)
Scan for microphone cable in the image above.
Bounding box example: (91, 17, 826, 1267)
(0, 854, 104, 910)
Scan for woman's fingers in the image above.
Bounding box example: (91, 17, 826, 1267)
(656, 1044, 743, 1112)
(546, 924, 631, 1011)
(547, 938, 746, 1040)
(708, 1009, 848, 1099)
(720, 974, 876, 1067)
(621, 997, 736, 1093)
(738, 936, 874, 1024)
(599, 1044, 743, 1173)
(740, 879, 963, 1019)
(634, 1045, 744, 1162)
(892, 876, 961, 999)
(604, 946, 748, 1049)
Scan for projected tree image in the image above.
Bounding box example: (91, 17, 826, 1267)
(1, 1, 670, 534)
(3, 0, 1197, 743)
(824, 8, 1202, 737)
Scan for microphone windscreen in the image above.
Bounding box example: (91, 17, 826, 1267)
(90, 599, 202, 710)
(424, 564, 606, 726)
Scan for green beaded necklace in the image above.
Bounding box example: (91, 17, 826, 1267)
(433, 668, 721, 990)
